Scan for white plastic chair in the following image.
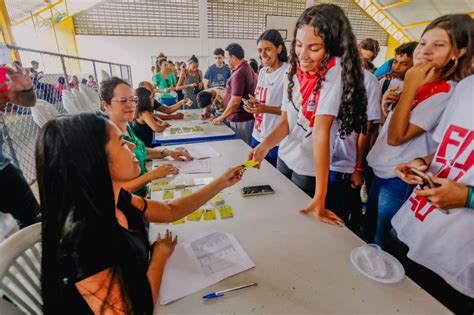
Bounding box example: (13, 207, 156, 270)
(62, 90, 81, 114)
(79, 86, 100, 110)
(0, 223, 42, 314)
(71, 88, 92, 112)
(30, 100, 59, 128)
(100, 70, 110, 81)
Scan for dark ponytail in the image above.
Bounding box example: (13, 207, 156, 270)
(287, 4, 367, 136)
(258, 29, 288, 62)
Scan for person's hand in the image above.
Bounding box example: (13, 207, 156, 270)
(164, 122, 171, 128)
(151, 230, 177, 259)
(212, 115, 225, 125)
(167, 148, 193, 161)
(300, 201, 344, 227)
(197, 82, 203, 90)
(404, 62, 437, 91)
(173, 112, 184, 120)
(414, 174, 469, 210)
(5, 64, 34, 94)
(244, 103, 266, 114)
(218, 165, 245, 188)
(351, 170, 364, 189)
(151, 163, 179, 179)
(201, 111, 211, 120)
(248, 95, 258, 106)
(395, 159, 428, 185)
(180, 98, 191, 107)
(381, 86, 400, 116)
(247, 143, 269, 169)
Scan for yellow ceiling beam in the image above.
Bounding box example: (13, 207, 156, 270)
(11, 0, 64, 26)
(402, 11, 473, 29)
(0, 0, 20, 60)
(380, 0, 411, 10)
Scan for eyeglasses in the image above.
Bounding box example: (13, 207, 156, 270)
(111, 96, 138, 105)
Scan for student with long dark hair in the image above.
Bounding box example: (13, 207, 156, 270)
(177, 55, 203, 109)
(102, 77, 193, 196)
(366, 14, 472, 247)
(244, 29, 289, 167)
(131, 87, 169, 147)
(249, 4, 367, 226)
(38, 113, 245, 314)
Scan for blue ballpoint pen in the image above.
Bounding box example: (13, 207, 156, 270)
(202, 282, 258, 299)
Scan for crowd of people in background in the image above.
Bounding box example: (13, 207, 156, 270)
(0, 3, 473, 314)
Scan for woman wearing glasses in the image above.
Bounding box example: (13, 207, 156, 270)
(101, 77, 193, 196)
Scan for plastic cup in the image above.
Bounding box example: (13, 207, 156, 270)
(359, 244, 387, 278)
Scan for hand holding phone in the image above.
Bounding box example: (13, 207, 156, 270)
(410, 167, 436, 188)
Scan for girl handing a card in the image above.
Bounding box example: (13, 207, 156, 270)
(249, 4, 367, 227)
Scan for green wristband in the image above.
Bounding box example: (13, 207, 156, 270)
(466, 186, 474, 209)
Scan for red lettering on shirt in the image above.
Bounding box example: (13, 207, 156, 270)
(410, 124, 473, 222)
(254, 86, 268, 133)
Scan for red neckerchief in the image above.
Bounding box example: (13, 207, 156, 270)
(411, 80, 451, 110)
(296, 57, 336, 127)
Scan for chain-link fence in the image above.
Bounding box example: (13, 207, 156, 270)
(1, 45, 132, 185)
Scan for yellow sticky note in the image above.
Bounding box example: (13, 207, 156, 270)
(184, 178, 195, 187)
(211, 194, 225, 206)
(219, 206, 233, 219)
(163, 183, 175, 190)
(187, 209, 203, 221)
(203, 209, 216, 221)
(163, 190, 174, 200)
(181, 188, 192, 197)
(151, 182, 166, 191)
(242, 160, 260, 168)
(172, 217, 185, 225)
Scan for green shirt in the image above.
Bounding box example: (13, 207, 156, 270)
(123, 125, 148, 196)
(152, 72, 177, 99)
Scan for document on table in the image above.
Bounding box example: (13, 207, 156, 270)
(159, 231, 255, 305)
(170, 159, 212, 174)
(172, 144, 221, 160)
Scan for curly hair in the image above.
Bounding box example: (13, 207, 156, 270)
(287, 4, 367, 137)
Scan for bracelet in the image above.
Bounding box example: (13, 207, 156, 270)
(160, 148, 168, 157)
(354, 167, 365, 172)
(141, 197, 148, 213)
(414, 157, 427, 166)
(466, 186, 474, 209)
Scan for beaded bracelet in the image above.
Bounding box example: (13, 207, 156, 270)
(466, 186, 474, 209)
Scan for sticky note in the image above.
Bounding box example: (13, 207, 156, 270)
(184, 178, 195, 187)
(172, 217, 185, 225)
(219, 206, 233, 219)
(181, 188, 192, 197)
(203, 208, 216, 221)
(163, 190, 174, 200)
(163, 183, 175, 190)
(174, 181, 186, 189)
(151, 182, 166, 191)
(211, 194, 225, 206)
(187, 209, 203, 221)
(242, 160, 259, 168)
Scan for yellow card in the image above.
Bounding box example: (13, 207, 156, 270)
(187, 209, 203, 221)
(219, 206, 233, 219)
(203, 208, 216, 221)
(184, 178, 195, 187)
(211, 194, 225, 206)
(181, 188, 192, 197)
(242, 160, 260, 168)
(172, 217, 185, 225)
(163, 190, 174, 200)
(163, 183, 176, 190)
(151, 182, 166, 191)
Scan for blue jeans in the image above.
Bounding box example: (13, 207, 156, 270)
(369, 175, 415, 248)
(160, 97, 177, 106)
(250, 137, 278, 167)
(326, 171, 361, 231)
(277, 158, 315, 197)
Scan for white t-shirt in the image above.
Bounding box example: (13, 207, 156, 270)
(252, 63, 290, 142)
(330, 70, 382, 174)
(367, 80, 456, 179)
(392, 75, 474, 298)
(279, 57, 343, 176)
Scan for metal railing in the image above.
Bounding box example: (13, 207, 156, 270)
(1, 45, 133, 185)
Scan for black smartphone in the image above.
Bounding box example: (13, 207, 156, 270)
(241, 185, 274, 197)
